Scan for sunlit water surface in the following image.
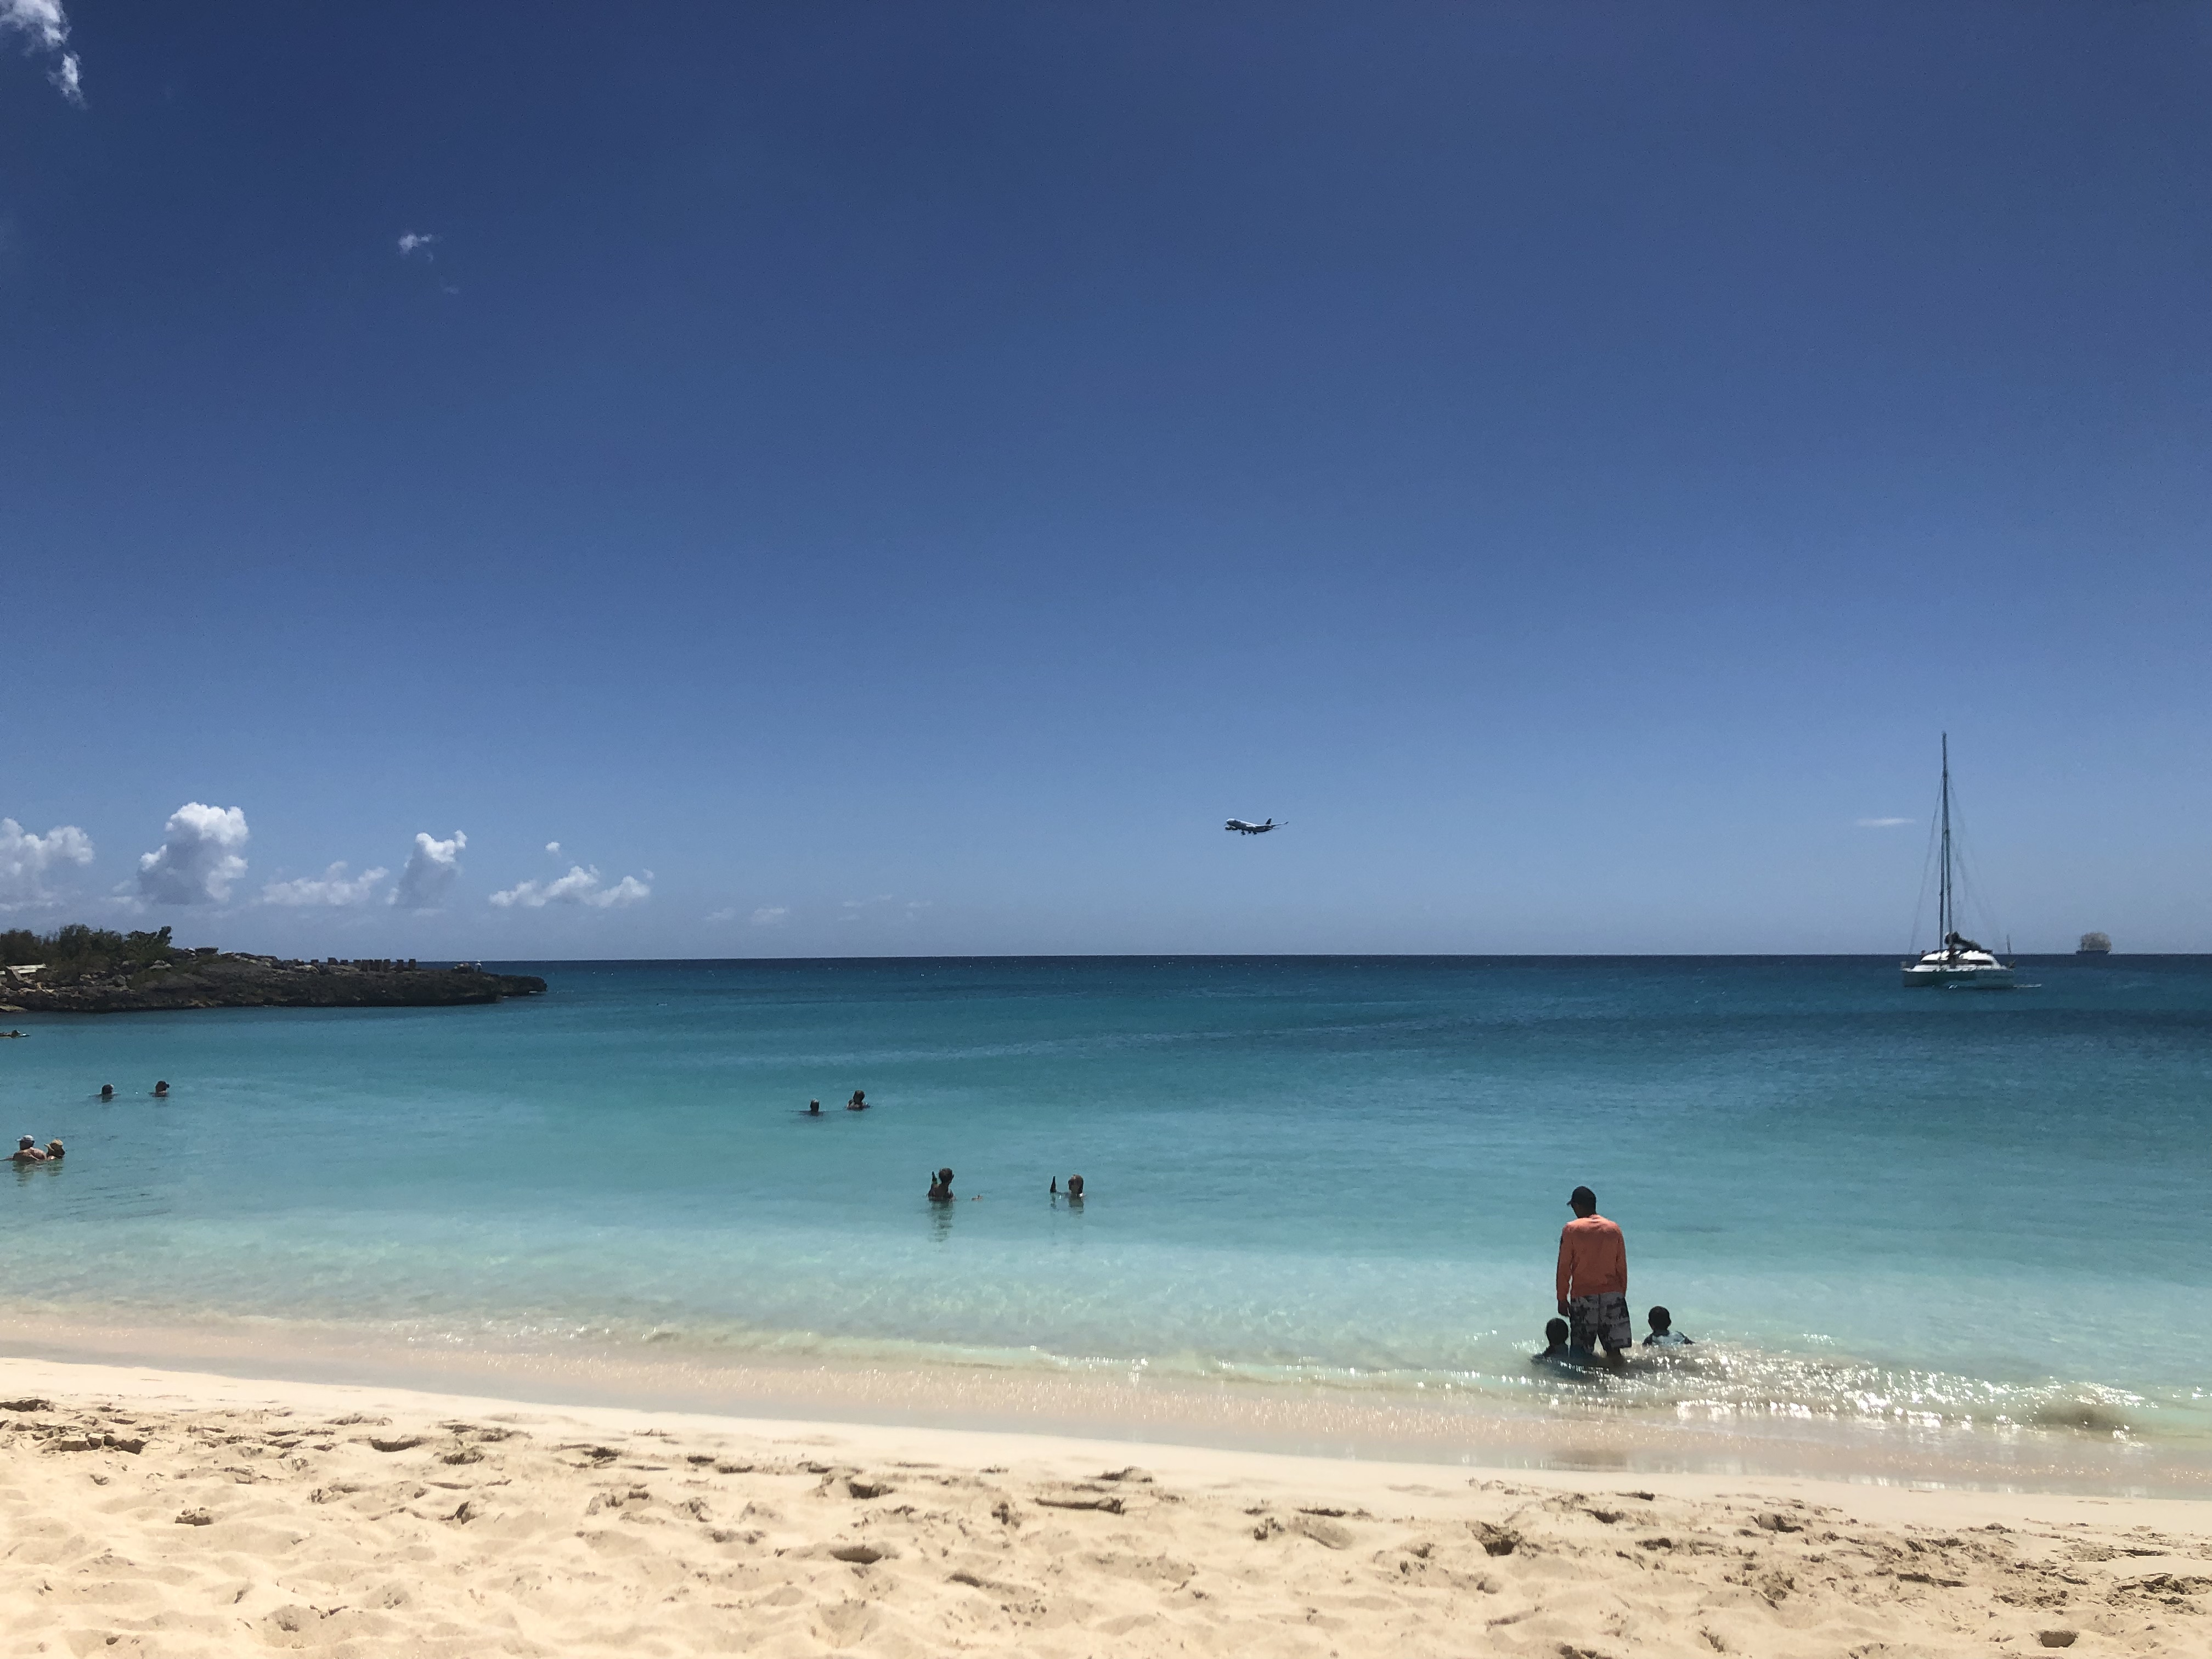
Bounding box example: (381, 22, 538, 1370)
(2, 956, 2205, 1465)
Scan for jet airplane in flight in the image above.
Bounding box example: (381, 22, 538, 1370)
(1224, 818, 1282, 835)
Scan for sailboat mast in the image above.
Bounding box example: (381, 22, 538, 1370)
(1939, 732, 1952, 945)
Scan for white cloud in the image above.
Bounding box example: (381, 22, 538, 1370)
(0, 816, 93, 910)
(545, 841, 561, 856)
(488, 864, 650, 910)
(1855, 816, 1913, 828)
(2, 0, 83, 106)
(262, 862, 388, 908)
(398, 231, 437, 258)
(750, 905, 789, 927)
(392, 830, 466, 910)
(136, 803, 249, 905)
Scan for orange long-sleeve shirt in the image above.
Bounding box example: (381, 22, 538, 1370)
(1556, 1214, 1627, 1301)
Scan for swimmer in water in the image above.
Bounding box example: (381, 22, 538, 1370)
(927, 1166, 955, 1202)
(1643, 1306, 1692, 1348)
(152, 1081, 170, 1098)
(806, 1099, 822, 1115)
(12, 1136, 47, 1164)
(1532, 1317, 1576, 1365)
(44, 1140, 63, 1161)
(846, 1090, 868, 1111)
(1065, 1173, 1085, 1203)
(99, 1085, 114, 1099)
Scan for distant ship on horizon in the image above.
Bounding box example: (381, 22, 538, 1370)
(2076, 933, 2112, 956)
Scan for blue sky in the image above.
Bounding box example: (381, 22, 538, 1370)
(2, 2, 2205, 956)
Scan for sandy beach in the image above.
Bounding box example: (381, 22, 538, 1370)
(3, 1357, 2207, 1657)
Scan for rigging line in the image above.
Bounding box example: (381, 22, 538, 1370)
(1945, 774, 2006, 945)
(1908, 772, 1943, 953)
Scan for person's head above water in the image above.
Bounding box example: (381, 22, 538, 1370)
(18, 1136, 33, 1150)
(938, 1167, 954, 1184)
(45, 1141, 62, 1158)
(1545, 1317, 1570, 1347)
(1568, 1185, 1597, 1217)
(153, 1080, 170, 1095)
(1066, 1174, 1085, 1198)
(1647, 1306, 1673, 1333)
(99, 1085, 114, 1098)
(807, 1099, 821, 1113)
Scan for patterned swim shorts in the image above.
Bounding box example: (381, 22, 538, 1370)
(1568, 1292, 1633, 1354)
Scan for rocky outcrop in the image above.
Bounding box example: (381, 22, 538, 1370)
(0, 955, 546, 1015)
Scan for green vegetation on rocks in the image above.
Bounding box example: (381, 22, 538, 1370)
(0, 923, 182, 981)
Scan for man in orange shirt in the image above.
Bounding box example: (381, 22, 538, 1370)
(1556, 1184, 1630, 1363)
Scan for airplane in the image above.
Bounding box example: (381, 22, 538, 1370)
(1224, 818, 1283, 835)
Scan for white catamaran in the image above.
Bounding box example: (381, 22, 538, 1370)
(1900, 735, 2016, 990)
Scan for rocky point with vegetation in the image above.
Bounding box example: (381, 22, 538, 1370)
(0, 926, 545, 1014)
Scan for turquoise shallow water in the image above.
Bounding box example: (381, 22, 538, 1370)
(1, 956, 2207, 1448)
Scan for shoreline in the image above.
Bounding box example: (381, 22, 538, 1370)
(3, 1353, 2207, 1657)
(6, 1314, 2206, 1500)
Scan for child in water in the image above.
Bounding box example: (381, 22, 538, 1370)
(1532, 1317, 1576, 1364)
(1643, 1306, 1692, 1347)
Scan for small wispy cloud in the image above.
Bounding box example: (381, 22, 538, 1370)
(837, 894, 927, 925)
(751, 905, 789, 927)
(0, 815, 93, 911)
(262, 862, 388, 908)
(545, 841, 561, 856)
(135, 803, 250, 906)
(489, 864, 650, 910)
(397, 231, 438, 259)
(1855, 816, 1913, 828)
(3, 0, 84, 105)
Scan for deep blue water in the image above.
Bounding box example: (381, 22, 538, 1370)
(2, 956, 2206, 1440)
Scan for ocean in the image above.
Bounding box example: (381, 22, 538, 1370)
(3, 956, 2207, 1484)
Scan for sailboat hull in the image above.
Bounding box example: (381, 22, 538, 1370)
(1900, 961, 2017, 989)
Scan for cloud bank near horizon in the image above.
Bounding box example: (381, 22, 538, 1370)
(262, 862, 389, 907)
(488, 864, 650, 910)
(0, 816, 94, 910)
